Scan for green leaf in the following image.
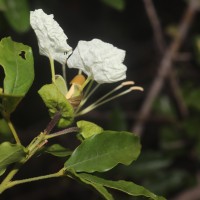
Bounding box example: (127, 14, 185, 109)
(55, 75, 68, 96)
(0, 142, 26, 174)
(45, 144, 72, 157)
(0, 37, 34, 95)
(0, 37, 34, 114)
(78, 173, 166, 200)
(3, 0, 30, 33)
(69, 171, 114, 200)
(38, 83, 74, 128)
(0, 92, 22, 115)
(65, 131, 141, 173)
(101, 0, 125, 11)
(77, 120, 103, 139)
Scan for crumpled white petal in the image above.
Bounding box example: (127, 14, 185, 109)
(30, 9, 72, 64)
(67, 39, 127, 83)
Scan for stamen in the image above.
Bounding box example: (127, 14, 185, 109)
(80, 76, 92, 91)
(78, 69, 82, 75)
(76, 84, 143, 117)
(121, 81, 135, 86)
(91, 80, 135, 106)
(75, 82, 100, 114)
(130, 86, 144, 91)
(82, 79, 94, 99)
(62, 64, 67, 90)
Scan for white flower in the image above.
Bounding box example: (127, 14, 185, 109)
(30, 9, 72, 64)
(67, 39, 127, 83)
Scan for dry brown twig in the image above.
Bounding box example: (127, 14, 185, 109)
(132, 0, 198, 135)
(170, 185, 200, 200)
(142, 0, 166, 53)
(142, 0, 188, 119)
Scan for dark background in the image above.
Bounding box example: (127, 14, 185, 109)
(1, 0, 200, 199)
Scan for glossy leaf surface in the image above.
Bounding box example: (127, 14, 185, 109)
(65, 131, 141, 172)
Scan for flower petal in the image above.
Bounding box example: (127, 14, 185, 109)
(30, 9, 72, 64)
(67, 39, 127, 83)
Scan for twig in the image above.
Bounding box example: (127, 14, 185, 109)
(142, 0, 189, 120)
(44, 111, 62, 134)
(46, 127, 79, 139)
(143, 0, 166, 53)
(132, 1, 197, 135)
(170, 185, 200, 200)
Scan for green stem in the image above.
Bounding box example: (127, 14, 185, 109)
(7, 120, 21, 145)
(49, 57, 55, 83)
(62, 64, 68, 91)
(82, 79, 94, 100)
(0, 160, 25, 193)
(3, 113, 21, 145)
(7, 169, 64, 189)
(0, 132, 49, 193)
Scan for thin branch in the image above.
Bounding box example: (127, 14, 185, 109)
(142, 0, 188, 121)
(46, 127, 79, 139)
(170, 185, 200, 200)
(44, 111, 62, 134)
(143, 0, 166, 53)
(1, 112, 21, 145)
(7, 169, 64, 189)
(6, 118, 21, 145)
(133, 1, 197, 135)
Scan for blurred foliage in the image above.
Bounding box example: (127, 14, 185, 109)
(100, 0, 126, 11)
(0, 118, 12, 141)
(0, 0, 30, 33)
(149, 74, 200, 197)
(109, 105, 127, 131)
